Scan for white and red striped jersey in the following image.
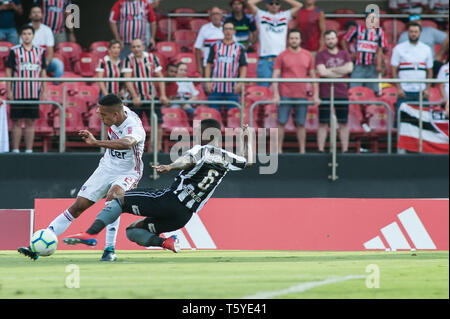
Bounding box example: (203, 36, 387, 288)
(194, 22, 225, 67)
(254, 9, 291, 57)
(96, 55, 123, 95)
(437, 62, 449, 101)
(207, 40, 247, 94)
(35, 0, 72, 35)
(389, 0, 428, 14)
(430, 0, 449, 14)
(6, 45, 47, 100)
(99, 106, 146, 176)
(391, 41, 433, 92)
(344, 25, 388, 66)
(109, 0, 156, 45)
(122, 51, 162, 100)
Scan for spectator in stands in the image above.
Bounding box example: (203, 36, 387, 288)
(428, 0, 449, 30)
(247, 0, 303, 87)
(437, 58, 449, 117)
(0, 0, 23, 44)
(33, 0, 76, 44)
(316, 30, 353, 153)
(194, 6, 225, 77)
(145, 0, 160, 49)
(205, 21, 247, 113)
(342, 12, 388, 95)
(389, 0, 429, 15)
(171, 62, 199, 117)
(6, 25, 47, 153)
(161, 63, 179, 102)
(398, 15, 449, 78)
(110, 0, 157, 60)
(391, 22, 433, 127)
(28, 5, 64, 78)
(225, 0, 258, 52)
(96, 39, 123, 97)
(122, 38, 168, 152)
(340, 20, 358, 57)
(272, 28, 319, 154)
(296, 0, 326, 56)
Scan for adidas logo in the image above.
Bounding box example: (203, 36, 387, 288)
(148, 213, 216, 250)
(363, 207, 436, 251)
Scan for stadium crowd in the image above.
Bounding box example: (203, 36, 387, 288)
(0, 0, 448, 154)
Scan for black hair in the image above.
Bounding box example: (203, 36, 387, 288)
(288, 28, 302, 38)
(200, 119, 222, 145)
(19, 25, 35, 35)
(30, 4, 42, 12)
(324, 30, 338, 38)
(108, 39, 121, 48)
(408, 21, 422, 32)
(98, 94, 123, 111)
(345, 20, 358, 30)
(223, 20, 236, 29)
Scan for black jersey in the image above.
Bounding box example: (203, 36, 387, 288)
(171, 145, 247, 213)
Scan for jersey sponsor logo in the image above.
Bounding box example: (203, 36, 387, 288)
(19, 62, 41, 72)
(109, 149, 127, 159)
(356, 40, 378, 53)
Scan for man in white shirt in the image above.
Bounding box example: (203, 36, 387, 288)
(437, 61, 449, 117)
(28, 4, 64, 77)
(391, 22, 433, 127)
(194, 7, 224, 77)
(247, 0, 303, 87)
(389, 0, 429, 15)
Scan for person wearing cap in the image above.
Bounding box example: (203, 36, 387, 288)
(398, 15, 449, 78)
(225, 0, 258, 52)
(247, 0, 303, 87)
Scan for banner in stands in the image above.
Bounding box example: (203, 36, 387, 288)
(31, 198, 449, 251)
(398, 103, 449, 153)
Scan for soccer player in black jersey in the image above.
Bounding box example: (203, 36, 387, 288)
(63, 119, 253, 253)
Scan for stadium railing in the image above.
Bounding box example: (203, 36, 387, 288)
(163, 13, 449, 41)
(1, 77, 447, 180)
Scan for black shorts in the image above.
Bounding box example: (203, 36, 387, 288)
(128, 103, 163, 124)
(10, 99, 40, 120)
(319, 98, 349, 124)
(122, 188, 193, 234)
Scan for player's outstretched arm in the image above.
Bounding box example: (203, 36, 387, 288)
(79, 130, 137, 150)
(152, 154, 195, 173)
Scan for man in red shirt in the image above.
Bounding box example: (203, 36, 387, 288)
(296, 0, 326, 55)
(272, 28, 320, 154)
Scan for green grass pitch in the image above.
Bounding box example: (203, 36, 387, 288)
(0, 250, 448, 299)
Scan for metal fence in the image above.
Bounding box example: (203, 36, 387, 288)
(0, 77, 447, 180)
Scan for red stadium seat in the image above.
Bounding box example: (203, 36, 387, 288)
(89, 41, 109, 61)
(421, 20, 438, 29)
(367, 104, 390, 152)
(75, 52, 98, 77)
(174, 53, 199, 77)
(86, 107, 102, 135)
(152, 51, 168, 71)
(246, 53, 258, 78)
(382, 20, 406, 43)
(54, 107, 85, 134)
(194, 106, 224, 131)
(157, 18, 178, 41)
(156, 41, 180, 61)
(0, 81, 7, 100)
(77, 83, 100, 111)
(226, 107, 258, 128)
(305, 104, 319, 133)
(325, 19, 341, 32)
(55, 42, 83, 73)
(245, 85, 274, 103)
(429, 87, 443, 103)
(161, 107, 192, 153)
(380, 86, 398, 114)
(35, 109, 54, 153)
(172, 8, 197, 29)
(189, 19, 209, 33)
(263, 104, 278, 129)
(173, 30, 197, 52)
(0, 41, 14, 71)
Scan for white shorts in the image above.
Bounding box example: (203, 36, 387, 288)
(77, 165, 141, 203)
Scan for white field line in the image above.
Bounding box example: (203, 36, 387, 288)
(242, 275, 366, 299)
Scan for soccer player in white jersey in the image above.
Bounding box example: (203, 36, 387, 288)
(18, 94, 146, 261)
(63, 119, 253, 254)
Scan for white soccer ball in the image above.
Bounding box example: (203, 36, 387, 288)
(30, 229, 58, 256)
